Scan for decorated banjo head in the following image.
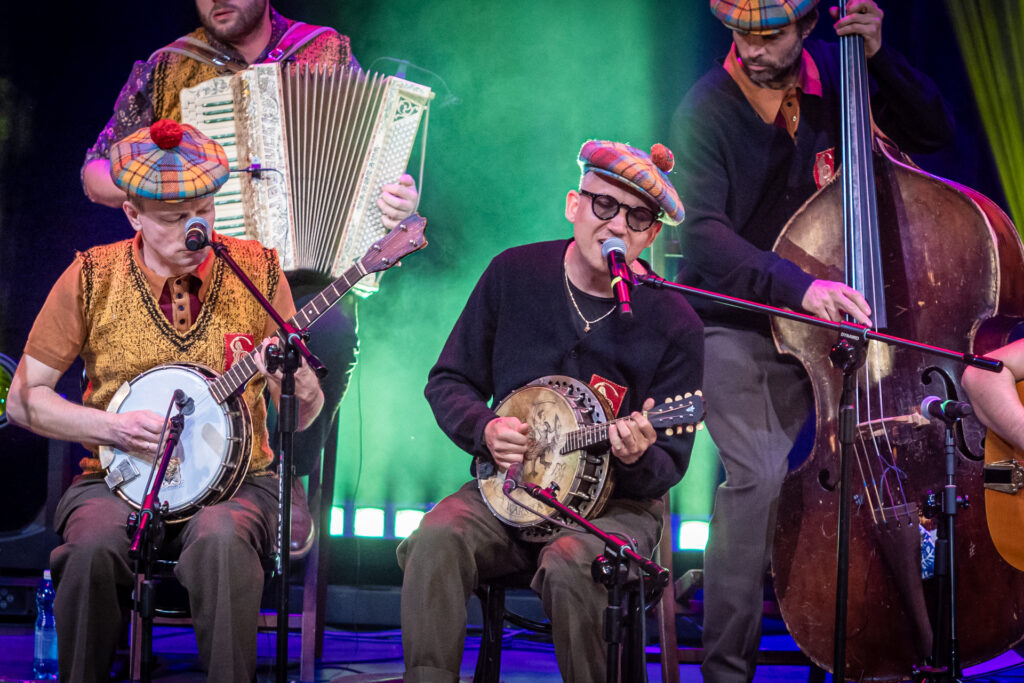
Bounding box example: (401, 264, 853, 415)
(478, 375, 705, 540)
(480, 375, 612, 534)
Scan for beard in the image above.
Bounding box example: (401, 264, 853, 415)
(741, 38, 804, 89)
(200, 0, 268, 45)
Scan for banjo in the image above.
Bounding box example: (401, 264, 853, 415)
(477, 375, 704, 539)
(98, 214, 427, 522)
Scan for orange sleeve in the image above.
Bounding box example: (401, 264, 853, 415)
(23, 259, 87, 372)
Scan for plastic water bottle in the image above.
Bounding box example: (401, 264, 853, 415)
(33, 569, 58, 680)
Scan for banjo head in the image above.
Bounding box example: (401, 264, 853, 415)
(478, 375, 613, 536)
(98, 363, 251, 522)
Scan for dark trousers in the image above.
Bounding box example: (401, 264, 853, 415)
(50, 474, 279, 683)
(397, 480, 663, 682)
(699, 327, 813, 683)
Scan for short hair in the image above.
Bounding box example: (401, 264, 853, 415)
(796, 7, 819, 35)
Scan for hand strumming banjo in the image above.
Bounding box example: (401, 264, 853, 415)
(476, 375, 704, 540)
(98, 214, 427, 522)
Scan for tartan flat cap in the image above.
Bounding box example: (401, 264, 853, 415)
(578, 140, 685, 226)
(711, 0, 819, 34)
(110, 119, 229, 202)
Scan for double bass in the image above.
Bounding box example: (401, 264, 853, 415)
(770, 11, 1024, 680)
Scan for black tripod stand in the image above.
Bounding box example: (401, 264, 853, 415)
(127, 391, 191, 683)
(916, 393, 974, 683)
(511, 481, 670, 683)
(210, 240, 326, 683)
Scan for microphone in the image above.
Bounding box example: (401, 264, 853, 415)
(601, 237, 634, 319)
(173, 389, 195, 416)
(184, 217, 210, 252)
(503, 462, 523, 494)
(920, 396, 973, 423)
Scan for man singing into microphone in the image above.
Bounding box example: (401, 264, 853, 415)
(397, 140, 704, 681)
(7, 119, 323, 683)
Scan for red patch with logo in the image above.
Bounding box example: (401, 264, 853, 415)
(224, 333, 255, 371)
(589, 374, 628, 417)
(813, 147, 835, 189)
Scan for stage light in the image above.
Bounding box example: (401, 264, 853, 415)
(0, 353, 16, 429)
(354, 507, 385, 537)
(395, 509, 425, 538)
(330, 506, 344, 536)
(678, 520, 710, 551)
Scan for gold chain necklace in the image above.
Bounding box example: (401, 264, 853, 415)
(564, 264, 615, 333)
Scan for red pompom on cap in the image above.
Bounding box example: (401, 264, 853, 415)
(651, 143, 674, 173)
(150, 119, 184, 150)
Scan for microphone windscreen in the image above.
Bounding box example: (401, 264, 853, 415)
(602, 237, 627, 258)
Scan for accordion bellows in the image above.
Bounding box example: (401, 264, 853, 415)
(181, 63, 432, 294)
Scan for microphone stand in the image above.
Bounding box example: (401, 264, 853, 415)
(511, 481, 670, 683)
(634, 273, 1001, 681)
(918, 404, 967, 683)
(209, 239, 327, 683)
(126, 396, 186, 683)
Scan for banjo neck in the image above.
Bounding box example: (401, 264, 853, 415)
(558, 396, 701, 454)
(560, 416, 632, 454)
(207, 260, 367, 404)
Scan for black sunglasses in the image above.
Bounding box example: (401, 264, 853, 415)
(578, 189, 661, 232)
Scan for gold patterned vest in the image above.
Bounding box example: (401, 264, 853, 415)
(78, 235, 281, 474)
(152, 24, 352, 122)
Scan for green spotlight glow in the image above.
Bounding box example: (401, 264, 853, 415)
(678, 520, 710, 551)
(354, 507, 385, 537)
(948, 0, 1024, 231)
(395, 509, 425, 538)
(330, 506, 344, 536)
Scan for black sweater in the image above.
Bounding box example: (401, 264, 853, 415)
(424, 239, 704, 500)
(670, 39, 955, 330)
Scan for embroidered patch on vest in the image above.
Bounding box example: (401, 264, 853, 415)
(225, 333, 255, 370)
(589, 374, 628, 417)
(814, 147, 835, 189)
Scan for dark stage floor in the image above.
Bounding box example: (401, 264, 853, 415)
(1, 617, 1023, 682)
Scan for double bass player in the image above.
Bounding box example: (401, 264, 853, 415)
(669, 0, 953, 679)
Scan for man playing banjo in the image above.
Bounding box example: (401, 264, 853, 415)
(397, 140, 704, 681)
(7, 120, 323, 683)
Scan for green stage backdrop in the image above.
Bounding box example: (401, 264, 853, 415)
(278, 0, 724, 519)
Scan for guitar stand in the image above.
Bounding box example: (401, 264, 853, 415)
(211, 241, 327, 683)
(513, 481, 669, 683)
(915, 416, 967, 683)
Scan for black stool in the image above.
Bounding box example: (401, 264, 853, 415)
(473, 573, 550, 683)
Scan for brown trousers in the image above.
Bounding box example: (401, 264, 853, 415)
(50, 473, 279, 683)
(397, 480, 663, 683)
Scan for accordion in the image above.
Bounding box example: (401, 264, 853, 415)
(180, 63, 432, 294)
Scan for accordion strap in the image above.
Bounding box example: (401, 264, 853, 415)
(261, 22, 334, 63)
(150, 22, 333, 72)
(149, 36, 248, 73)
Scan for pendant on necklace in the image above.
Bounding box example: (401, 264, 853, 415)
(584, 322, 591, 333)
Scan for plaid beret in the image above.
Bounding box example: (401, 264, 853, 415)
(578, 140, 684, 226)
(110, 120, 229, 202)
(711, 0, 819, 35)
